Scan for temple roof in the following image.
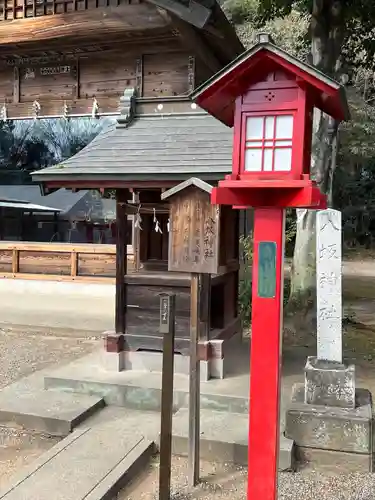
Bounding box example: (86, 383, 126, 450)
(32, 109, 234, 187)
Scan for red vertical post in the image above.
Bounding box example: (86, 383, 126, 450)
(248, 207, 285, 500)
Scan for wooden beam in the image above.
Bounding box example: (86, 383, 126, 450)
(203, 3, 244, 62)
(160, 11, 222, 74)
(13, 67, 20, 103)
(135, 56, 144, 97)
(188, 55, 195, 92)
(39, 180, 179, 190)
(115, 189, 129, 334)
(0, 5, 170, 47)
(147, 0, 212, 29)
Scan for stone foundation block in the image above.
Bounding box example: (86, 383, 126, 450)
(286, 384, 372, 455)
(304, 356, 355, 409)
(296, 446, 372, 473)
(101, 350, 125, 372)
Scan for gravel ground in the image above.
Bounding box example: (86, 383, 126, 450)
(119, 457, 375, 500)
(0, 428, 58, 488)
(0, 324, 99, 485)
(0, 325, 100, 389)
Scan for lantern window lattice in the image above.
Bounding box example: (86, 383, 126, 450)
(243, 113, 294, 173)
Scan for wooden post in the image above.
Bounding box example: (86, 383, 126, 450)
(198, 273, 211, 342)
(0, 206, 4, 240)
(53, 211, 59, 241)
(71, 251, 78, 277)
(133, 192, 141, 272)
(12, 249, 19, 274)
(188, 272, 200, 487)
(158, 293, 176, 500)
(115, 189, 128, 334)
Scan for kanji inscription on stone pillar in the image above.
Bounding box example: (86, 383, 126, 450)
(316, 209, 342, 363)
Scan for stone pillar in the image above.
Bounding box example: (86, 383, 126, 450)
(285, 209, 373, 472)
(316, 208, 342, 363)
(305, 209, 355, 409)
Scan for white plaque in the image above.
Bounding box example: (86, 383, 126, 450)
(316, 209, 342, 363)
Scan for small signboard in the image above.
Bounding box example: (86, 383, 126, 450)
(257, 241, 277, 298)
(161, 178, 220, 275)
(159, 294, 172, 334)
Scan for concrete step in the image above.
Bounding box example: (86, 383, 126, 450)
(171, 408, 295, 472)
(0, 388, 104, 436)
(0, 417, 156, 500)
(44, 350, 249, 414)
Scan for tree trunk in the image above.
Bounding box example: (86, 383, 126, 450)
(286, 0, 344, 342)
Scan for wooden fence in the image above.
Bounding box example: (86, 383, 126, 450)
(0, 242, 124, 282)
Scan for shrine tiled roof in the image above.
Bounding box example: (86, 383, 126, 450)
(32, 111, 233, 185)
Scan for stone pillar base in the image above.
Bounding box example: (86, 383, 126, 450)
(99, 331, 240, 378)
(102, 332, 125, 372)
(304, 356, 355, 408)
(285, 384, 373, 472)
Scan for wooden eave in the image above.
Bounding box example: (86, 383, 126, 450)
(201, 2, 244, 64)
(0, 4, 170, 49)
(0, 0, 243, 69)
(191, 39, 350, 125)
(166, 2, 244, 68)
(161, 177, 213, 199)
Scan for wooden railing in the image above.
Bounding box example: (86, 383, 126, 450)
(0, 241, 123, 282)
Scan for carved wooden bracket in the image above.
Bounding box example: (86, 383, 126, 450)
(117, 87, 136, 127)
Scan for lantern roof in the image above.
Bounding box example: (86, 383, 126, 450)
(191, 33, 350, 126)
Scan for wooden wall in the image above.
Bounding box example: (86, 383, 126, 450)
(143, 52, 190, 97)
(0, 46, 193, 117)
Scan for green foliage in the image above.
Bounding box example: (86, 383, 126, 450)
(238, 234, 253, 325)
(285, 209, 297, 256)
(222, 0, 259, 26)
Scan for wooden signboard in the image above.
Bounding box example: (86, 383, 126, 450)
(161, 178, 220, 274)
(20, 63, 79, 102)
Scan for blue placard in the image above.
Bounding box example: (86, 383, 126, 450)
(258, 241, 277, 298)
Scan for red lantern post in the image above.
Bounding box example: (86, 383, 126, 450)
(191, 33, 349, 500)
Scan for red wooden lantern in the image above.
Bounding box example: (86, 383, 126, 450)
(191, 32, 349, 209)
(191, 33, 350, 500)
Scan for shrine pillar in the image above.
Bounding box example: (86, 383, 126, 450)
(102, 188, 129, 371)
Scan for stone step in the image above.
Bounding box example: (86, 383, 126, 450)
(0, 388, 104, 436)
(44, 349, 249, 414)
(0, 418, 156, 500)
(171, 408, 295, 472)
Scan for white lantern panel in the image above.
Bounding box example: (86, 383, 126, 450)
(263, 149, 273, 171)
(275, 115, 293, 139)
(244, 148, 262, 171)
(264, 140, 273, 147)
(246, 117, 263, 140)
(274, 148, 292, 171)
(276, 140, 293, 147)
(265, 116, 275, 139)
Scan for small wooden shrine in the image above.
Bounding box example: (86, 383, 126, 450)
(33, 96, 240, 376)
(24, 0, 244, 375)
